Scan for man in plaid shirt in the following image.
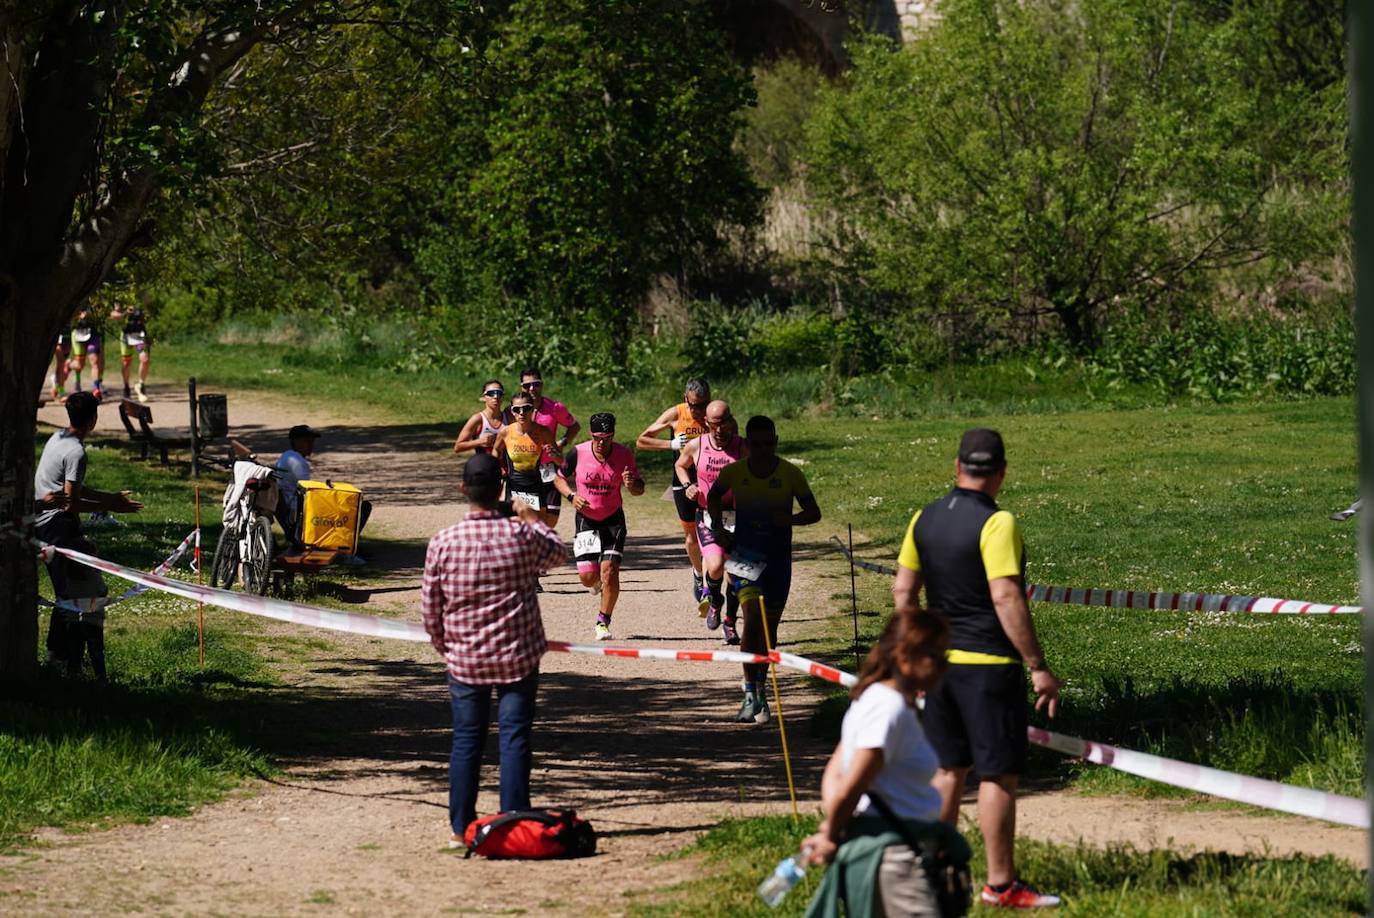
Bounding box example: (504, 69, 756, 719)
(422, 453, 567, 847)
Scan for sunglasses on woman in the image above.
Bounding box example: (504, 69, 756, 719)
(511, 405, 534, 414)
(483, 389, 504, 398)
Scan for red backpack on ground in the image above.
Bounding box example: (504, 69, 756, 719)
(463, 809, 597, 859)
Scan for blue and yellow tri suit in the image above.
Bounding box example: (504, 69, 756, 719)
(711, 457, 815, 611)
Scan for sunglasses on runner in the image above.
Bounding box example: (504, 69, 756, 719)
(591, 432, 614, 440)
(521, 380, 543, 389)
(511, 405, 534, 414)
(482, 389, 504, 398)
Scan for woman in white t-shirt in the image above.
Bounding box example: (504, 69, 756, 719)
(801, 609, 966, 917)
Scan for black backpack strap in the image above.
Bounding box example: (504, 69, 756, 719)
(863, 792, 929, 856)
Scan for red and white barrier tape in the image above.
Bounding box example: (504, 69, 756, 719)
(828, 538, 1362, 615)
(1028, 728, 1366, 828)
(12, 533, 1367, 829)
(38, 529, 197, 614)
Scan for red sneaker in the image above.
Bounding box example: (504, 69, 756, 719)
(981, 880, 1061, 908)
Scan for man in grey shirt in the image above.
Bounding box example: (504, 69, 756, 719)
(34, 391, 142, 674)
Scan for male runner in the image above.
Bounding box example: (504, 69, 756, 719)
(453, 379, 512, 455)
(494, 391, 562, 527)
(110, 304, 152, 402)
(675, 399, 745, 642)
(68, 308, 105, 400)
(521, 368, 580, 522)
(637, 378, 711, 601)
(708, 416, 820, 724)
(556, 412, 645, 641)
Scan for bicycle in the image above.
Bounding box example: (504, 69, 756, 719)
(211, 446, 280, 596)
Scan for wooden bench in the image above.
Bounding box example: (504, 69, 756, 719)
(117, 398, 182, 465)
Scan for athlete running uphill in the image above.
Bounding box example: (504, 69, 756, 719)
(556, 412, 645, 641)
(708, 416, 820, 724)
(453, 379, 512, 455)
(493, 392, 562, 528)
(675, 399, 745, 643)
(637, 378, 711, 601)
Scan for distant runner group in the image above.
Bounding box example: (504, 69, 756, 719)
(452, 371, 822, 724)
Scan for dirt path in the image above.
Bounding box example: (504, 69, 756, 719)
(9, 383, 1366, 916)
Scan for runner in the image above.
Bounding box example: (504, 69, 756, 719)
(452, 379, 512, 456)
(636, 378, 711, 602)
(110, 303, 152, 402)
(555, 412, 645, 641)
(675, 399, 746, 643)
(493, 391, 562, 527)
(708, 415, 821, 724)
(68, 307, 106, 400)
(521, 368, 580, 522)
(49, 327, 72, 402)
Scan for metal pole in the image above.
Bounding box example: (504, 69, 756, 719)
(188, 377, 199, 478)
(848, 523, 861, 669)
(1349, 0, 1374, 894)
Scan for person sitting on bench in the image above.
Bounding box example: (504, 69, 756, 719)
(274, 424, 371, 562)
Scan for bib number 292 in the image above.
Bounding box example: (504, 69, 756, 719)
(725, 555, 767, 582)
(511, 491, 541, 511)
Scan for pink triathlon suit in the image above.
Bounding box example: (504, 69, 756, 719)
(695, 433, 744, 558)
(560, 441, 639, 573)
(533, 398, 577, 509)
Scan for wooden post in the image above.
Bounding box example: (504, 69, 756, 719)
(188, 377, 200, 478)
(195, 485, 205, 668)
(848, 522, 861, 670)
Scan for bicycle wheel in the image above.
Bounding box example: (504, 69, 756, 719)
(242, 514, 274, 596)
(211, 526, 238, 590)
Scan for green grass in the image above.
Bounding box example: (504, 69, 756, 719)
(3, 430, 279, 849)
(633, 816, 1365, 917)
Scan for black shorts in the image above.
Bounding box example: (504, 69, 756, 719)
(920, 663, 1027, 777)
(672, 484, 696, 523)
(574, 509, 627, 570)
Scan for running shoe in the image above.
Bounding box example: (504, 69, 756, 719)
(721, 618, 740, 645)
(122, 385, 131, 399)
(705, 603, 722, 631)
(752, 697, 771, 725)
(692, 572, 703, 600)
(590, 579, 602, 595)
(981, 880, 1060, 909)
(734, 692, 759, 723)
(595, 622, 612, 641)
(135, 382, 148, 404)
(697, 593, 710, 617)
(448, 833, 465, 850)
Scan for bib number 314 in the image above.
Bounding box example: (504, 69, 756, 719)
(574, 529, 602, 557)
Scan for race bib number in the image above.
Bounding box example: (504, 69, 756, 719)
(574, 529, 602, 557)
(725, 555, 767, 582)
(73, 328, 94, 343)
(123, 331, 147, 347)
(539, 463, 556, 483)
(704, 510, 736, 533)
(511, 490, 542, 511)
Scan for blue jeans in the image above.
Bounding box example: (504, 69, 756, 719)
(447, 670, 539, 836)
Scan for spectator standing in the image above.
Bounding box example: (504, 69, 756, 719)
(422, 453, 567, 847)
(33, 391, 143, 676)
(893, 428, 1062, 909)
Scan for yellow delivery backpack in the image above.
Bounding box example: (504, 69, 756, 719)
(298, 480, 363, 553)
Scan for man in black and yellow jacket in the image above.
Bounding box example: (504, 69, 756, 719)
(893, 428, 1063, 910)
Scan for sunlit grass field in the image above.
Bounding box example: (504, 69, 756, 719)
(13, 339, 1362, 910)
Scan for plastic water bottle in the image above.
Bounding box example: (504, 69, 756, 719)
(757, 853, 808, 908)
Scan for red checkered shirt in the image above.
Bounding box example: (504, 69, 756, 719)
(421, 510, 566, 685)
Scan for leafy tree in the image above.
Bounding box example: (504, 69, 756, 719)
(804, 0, 1347, 355)
(427, 0, 762, 375)
(0, 1, 376, 674)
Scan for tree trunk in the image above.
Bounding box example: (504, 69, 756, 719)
(0, 287, 48, 674)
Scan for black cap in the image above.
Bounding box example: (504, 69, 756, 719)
(288, 424, 322, 441)
(589, 412, 616, 434)
(958, 428, 1006, 473)
(463, 452, 502, 487)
